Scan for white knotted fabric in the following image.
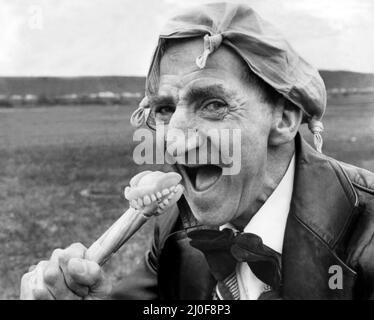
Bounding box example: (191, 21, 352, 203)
(130, 96, 150, 128)
(308, 118, 324, 153)
(195, 34, 223, 69)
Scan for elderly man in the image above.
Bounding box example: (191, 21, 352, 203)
(21, 3, 374, 300)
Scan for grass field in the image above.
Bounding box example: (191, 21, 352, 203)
(1, 96, 374, 299)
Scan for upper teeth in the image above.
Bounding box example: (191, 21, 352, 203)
(162, 189, 170, 196)
(143, 195, 151, 205)
(129, 185, 179, 213)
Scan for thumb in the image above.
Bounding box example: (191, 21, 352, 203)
(68, 258, 111, 298)
(68, 258, 102, 286)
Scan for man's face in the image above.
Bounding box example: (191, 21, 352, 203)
(150, 38, 275, 227)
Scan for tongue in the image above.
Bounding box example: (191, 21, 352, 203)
(195, 165, 221, 191)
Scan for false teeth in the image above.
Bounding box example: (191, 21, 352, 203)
(125, 171, 184, 216)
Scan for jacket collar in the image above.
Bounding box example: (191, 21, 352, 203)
(288, 133, 359, 248)
(281, 133, 359, 299)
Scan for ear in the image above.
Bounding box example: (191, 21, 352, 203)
(268, 98, 303, 146)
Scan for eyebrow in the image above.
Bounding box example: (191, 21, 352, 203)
(148, 95, 176, 107)
(185, 84, 231, 103)
(149, 84, 232, 107)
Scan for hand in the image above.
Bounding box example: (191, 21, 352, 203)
(20, 243, 112, 300)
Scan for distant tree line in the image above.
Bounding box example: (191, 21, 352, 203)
(327, 87, 374, 96)
(0, 91, 142, 108)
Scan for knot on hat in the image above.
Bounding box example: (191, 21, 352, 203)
(195, 34, 223, 69)
(308, 118, 324, 133)
(130, 96, 150, 128)
(308, 118, 324, 153)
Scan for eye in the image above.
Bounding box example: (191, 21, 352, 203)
(154, 105, 175, 123)
(199, 99, 228, 119)
(157, 106, 174, 114)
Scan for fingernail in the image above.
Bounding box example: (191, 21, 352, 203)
(70, 259, 86, 274)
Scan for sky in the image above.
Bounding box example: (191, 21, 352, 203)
(1, 0, 374, 76)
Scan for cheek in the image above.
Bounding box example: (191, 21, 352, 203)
(241, 128, 268, 164)
(229, 112, 270, 174)
(242, 103, 272, 153)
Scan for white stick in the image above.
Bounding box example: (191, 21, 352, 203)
(85, 207, 149, 265)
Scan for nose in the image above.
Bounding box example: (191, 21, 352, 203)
(166, 106, 202, 159)
(168, 105, 190, 131)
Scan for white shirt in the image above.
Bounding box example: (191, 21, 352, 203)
(220, 155, 295, 300)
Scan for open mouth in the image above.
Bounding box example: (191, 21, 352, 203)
(177, 164, 222, 192)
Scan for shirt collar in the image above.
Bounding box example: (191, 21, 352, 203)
(221, 154, 295, 254)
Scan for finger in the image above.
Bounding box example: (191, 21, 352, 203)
(23, 261, 55, 300)
(88, 271, 112, 300)
(68, 258, 111, 299)
(51, 243, 88, 296)
(68, 258, 101, 287)
(20, 270, 36, 300)
(43, 260, 80, 300)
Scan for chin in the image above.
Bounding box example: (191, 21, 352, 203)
(174, 163, 242, 226)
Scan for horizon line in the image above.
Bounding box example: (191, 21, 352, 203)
(1, 69, 374, 78)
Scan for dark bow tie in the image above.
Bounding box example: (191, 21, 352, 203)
(188, 228, 282, 291)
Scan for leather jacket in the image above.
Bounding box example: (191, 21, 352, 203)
(111, 134, 374, 300)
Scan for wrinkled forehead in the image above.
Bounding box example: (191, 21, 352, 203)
(157, 38, 249, 90)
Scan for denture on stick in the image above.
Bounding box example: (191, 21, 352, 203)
(86, 170, 184, 265)
(124, 171, 184, 216)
